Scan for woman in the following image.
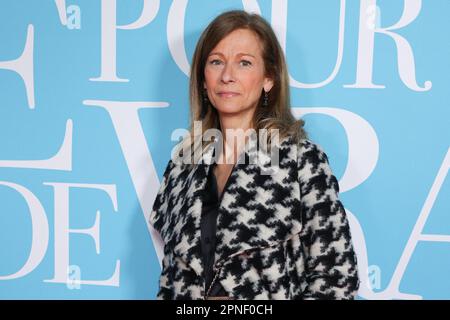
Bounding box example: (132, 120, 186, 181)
(150, 10, 359, 300)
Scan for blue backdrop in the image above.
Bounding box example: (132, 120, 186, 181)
(0, 0, 449, 299)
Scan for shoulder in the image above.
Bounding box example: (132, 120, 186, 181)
(161, 158, 175, 180)
(295, 138, 329, 162)
(161, 137, 193, 178)
(277, 135, 331, 171)
(283, 136, 330, 166)
(293, 138, 335, 183)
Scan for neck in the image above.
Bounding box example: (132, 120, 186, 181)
(217, 110, 254, 165)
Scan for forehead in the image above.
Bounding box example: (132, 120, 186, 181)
(209, 28, 263, 57)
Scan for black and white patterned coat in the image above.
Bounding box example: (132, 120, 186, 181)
(149, 136, 359, 300)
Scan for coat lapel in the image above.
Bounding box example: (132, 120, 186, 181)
(168, 141, 216, 277)
(213, 136, 303, 267)
(167, 135, 303, 278)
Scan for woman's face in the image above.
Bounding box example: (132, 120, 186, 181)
(204, 28, 273, 118)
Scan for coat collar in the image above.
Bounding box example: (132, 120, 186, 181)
(166, 135, 302, 277)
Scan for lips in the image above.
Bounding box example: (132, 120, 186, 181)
(217, 91, 239, 98)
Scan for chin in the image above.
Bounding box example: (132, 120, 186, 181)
(215, 102, 255, 114)
(214, 104, 243, 113)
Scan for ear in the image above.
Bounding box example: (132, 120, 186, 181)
(263, 77, 274, 93)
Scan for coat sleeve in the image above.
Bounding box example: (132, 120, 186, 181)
(155, 253, 174, 300)
(297, 140, 360, 299)
(149, 159, 174, 234)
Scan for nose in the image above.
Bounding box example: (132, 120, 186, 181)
(220, 62, 235, 83)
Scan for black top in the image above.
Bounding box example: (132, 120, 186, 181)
(200, 163, 228, 297)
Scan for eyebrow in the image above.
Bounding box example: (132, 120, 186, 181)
(208, 52, 256, 58)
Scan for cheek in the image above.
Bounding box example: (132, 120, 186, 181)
(243, 75, 264, 96)
(204, 69, 218, 86)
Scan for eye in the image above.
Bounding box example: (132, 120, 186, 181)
(209, 59, 222, 66)
(240, 60, 252, 67)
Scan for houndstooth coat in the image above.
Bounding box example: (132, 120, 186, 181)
(149, 135, 359, 300)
